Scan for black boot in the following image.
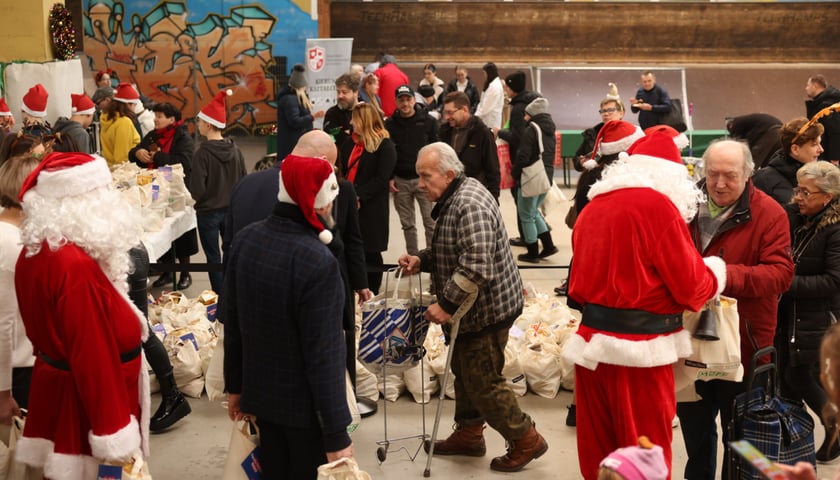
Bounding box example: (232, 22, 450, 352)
(538, 231, 559, 258)
(150, 373, 191, 433)
(517, 243, 541, 263)
(151, 272, 174, 288)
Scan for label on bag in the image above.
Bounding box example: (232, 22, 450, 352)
(180, 332, 199, 351)
(98, 464, 123, 479)
(159, 165, 173, 181)
(241, 446, 262, 479)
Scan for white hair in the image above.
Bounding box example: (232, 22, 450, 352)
(588, 159, 705, 223)
(20, 185, 145, 290)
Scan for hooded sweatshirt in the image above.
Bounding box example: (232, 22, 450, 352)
(188, 138, 248, 214)
(52, 117, 92, 154)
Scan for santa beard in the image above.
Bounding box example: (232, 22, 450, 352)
(20, 185, 145, 290)
(587, 158, 704, 223)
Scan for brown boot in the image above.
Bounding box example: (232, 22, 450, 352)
(490, 423, 548, 472)
(424, 424, 486, 457)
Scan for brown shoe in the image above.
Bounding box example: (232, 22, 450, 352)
(424, 424, 486, 457)
(490, 424, 548, 472)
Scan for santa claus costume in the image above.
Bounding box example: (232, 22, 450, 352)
(14, 152, 150, 480)
(563, 132, 726, 480)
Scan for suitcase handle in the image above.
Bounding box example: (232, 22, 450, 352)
(744, 346, 777, 398)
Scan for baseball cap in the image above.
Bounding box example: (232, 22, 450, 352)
(395, 85, 414, 99)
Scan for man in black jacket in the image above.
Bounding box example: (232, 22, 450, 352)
(323, 73, 360, 167)
(630, 71, 672, 130)
(806, 74, 840, 164)
(385, 85, 439, 254)
(439, 91, 501, 201)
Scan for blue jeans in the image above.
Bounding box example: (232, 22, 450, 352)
(515, 189, 548, 244)
(197, 209, 226, 293)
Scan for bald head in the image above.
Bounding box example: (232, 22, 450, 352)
(291, 130, 338, 166)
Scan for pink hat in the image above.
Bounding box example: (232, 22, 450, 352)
(22, 84, 49, 117)
(599, 440, 668, 480)
(19, 152, 111, 202)
(644, 125, 689, 151)
(113, 83, 140, 104)
(0, 98, 11, 117)
(584, 120, 644, 170)
(623, 130, 686, 176)
(71, 93, 96, 116)
(276, 155, 340, 244)
(197, 89, 233, 129)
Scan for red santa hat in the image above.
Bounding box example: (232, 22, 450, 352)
(0, 98, 11, 117)
(71, 93, 96, 116)
(645, 124, 689, 151)
(114, 83, 140, 104)
(623, 130, 686, 177)
(276, 155, 340, 244)
(18, 152, 112, 202)
(585, 120, 644, 170)
(22, 84, 49, 117)
(197, 89, 233, 129)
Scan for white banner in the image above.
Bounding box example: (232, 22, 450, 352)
(304, 38, 353, 130)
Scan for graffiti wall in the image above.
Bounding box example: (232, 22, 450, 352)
(83, 0, 318, 133)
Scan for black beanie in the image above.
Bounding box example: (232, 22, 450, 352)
(505, 71, 526, 94)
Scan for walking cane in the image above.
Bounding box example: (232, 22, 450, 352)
(423, 285, 478, 478)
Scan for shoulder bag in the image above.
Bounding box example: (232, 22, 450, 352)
(520, 123, 551, 198)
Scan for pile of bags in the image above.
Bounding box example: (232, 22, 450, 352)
(111, 163, 194, 232)
(146, 290, 220, 398)
(355, 286, 580, 404)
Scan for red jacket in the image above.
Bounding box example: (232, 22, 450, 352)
(690, 182, 794, 369)
(374, 63, 409, 118)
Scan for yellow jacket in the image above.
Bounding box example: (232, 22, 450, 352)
(100, 112, 140, 167)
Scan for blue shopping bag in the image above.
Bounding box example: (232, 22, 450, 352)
(358, 270, 433, 373)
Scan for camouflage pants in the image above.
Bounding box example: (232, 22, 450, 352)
(451, 327, 532, 440)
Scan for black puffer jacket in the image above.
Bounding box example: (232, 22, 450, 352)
(445, 78, 480, 114)
(497, 90, 541, 160)
(752, 149, 802, 206)
(806, 85, 840, 162)
(513, 113, 555, 187)
(780, 201, 840, 365)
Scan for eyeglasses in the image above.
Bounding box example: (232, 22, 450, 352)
(443, 109, 460, 116)
(793, 187, 825, 199)
(598, 107, 618, 114)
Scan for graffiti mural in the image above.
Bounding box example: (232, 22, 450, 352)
(84, 0, 317, 133)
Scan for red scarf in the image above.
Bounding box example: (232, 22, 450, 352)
(155, 120, 183, 154)
(345, 134, 365, 183)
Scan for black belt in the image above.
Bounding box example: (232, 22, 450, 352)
(39, 345, 142, 371)
(582, 304, 682, 335)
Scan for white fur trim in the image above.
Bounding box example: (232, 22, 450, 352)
(44, 453, 99, 480)
(277, 170, 294, 205)
(34, 156, 112, 199)
(582, 159, 598, 170)
(15, 436, 54, 467)
(21, 105, 47, 117)
(703, 256, 727, 296)
(115, 287, 149, 342)
(315, 171, 339, 209)
(89, 415, 141, 462)
(319, 229, 333, 244)
(0, 111, 12, 117)
(628, 154, 686, 177)
(674, 133, 690, 150)
(197, 111, 225, 130)
(599, 127, 644, 155)
(72, 106, 96, 116)
(562, 329, 692, 370)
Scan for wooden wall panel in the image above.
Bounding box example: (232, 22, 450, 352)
(330, 2, 840, 64)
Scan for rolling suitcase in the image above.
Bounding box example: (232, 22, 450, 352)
(727, 346, 816, 480)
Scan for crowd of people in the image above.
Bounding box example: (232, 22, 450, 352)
(1, 60, 840, 480)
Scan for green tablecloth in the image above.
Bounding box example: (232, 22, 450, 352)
(557, 129, 727, 158)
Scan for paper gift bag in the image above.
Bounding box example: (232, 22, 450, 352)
(674, 295, 743, 393)
(222, 419, 261, 480)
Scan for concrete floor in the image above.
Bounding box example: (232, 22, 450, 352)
(145, 136, 835, 479)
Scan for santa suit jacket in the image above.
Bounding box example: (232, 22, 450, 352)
(566, 187, 720, 370)
(689, 181, 794, 369)
(15, 242, 147, 480)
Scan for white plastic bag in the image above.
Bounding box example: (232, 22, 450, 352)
(317, 457, 371, 480)
(502, 341, 527, 397)
(403, 362, 439, 404)
(520, 340, 564, 398)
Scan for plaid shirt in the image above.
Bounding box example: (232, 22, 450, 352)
(419, 177, 523, 335)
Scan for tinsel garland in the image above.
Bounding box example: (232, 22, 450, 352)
(49, 3, 78, 60)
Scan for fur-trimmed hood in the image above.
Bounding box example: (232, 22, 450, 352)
(812, 199, 840, 233)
